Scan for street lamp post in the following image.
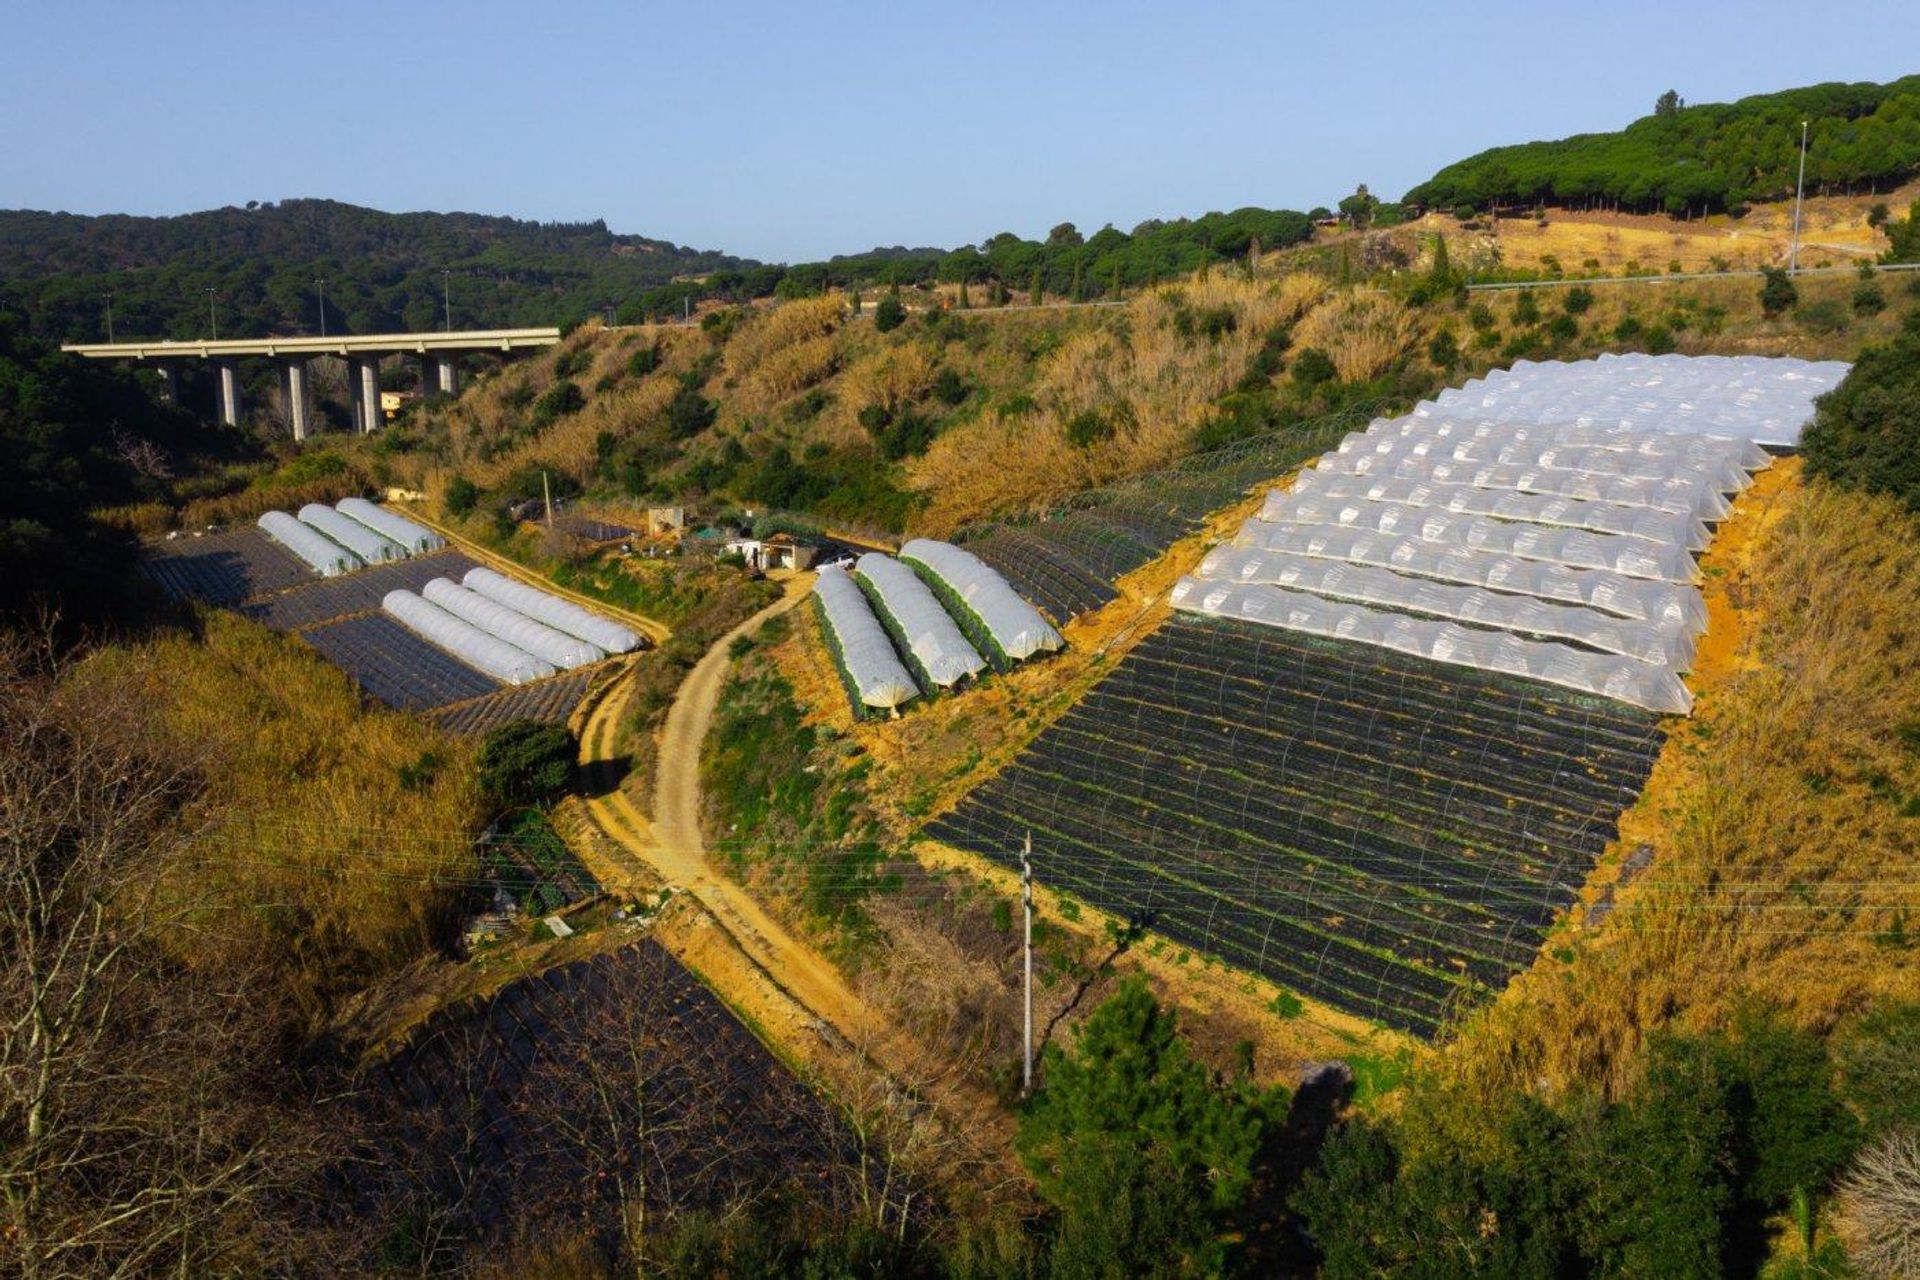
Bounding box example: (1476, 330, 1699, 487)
(104, 293, 114, 343)
(206, 288, 218, 339)
(315, 278, 327, 337)
(442, 270, 452, 333)
(1789, 120, 1809, 276)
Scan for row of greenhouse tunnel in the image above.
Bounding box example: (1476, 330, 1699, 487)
(257, 498, 643, 685)
(814, 539, 1065, 716)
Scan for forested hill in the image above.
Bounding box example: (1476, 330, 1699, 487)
(0, 199, 1316, 342)
(1408, 75, 1920, 216)
(0, 199, 749, 343)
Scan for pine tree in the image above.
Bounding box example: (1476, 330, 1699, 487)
(1427, 234, 1455, 289)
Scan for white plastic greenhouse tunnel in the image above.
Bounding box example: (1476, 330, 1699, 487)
(298, 503, 408, 564)
(899, 539, 1064, 662)
(258, 510, 362, 577)
(854, 553, 987, 688)
(813, 566, 920, 712)
(461, 567, 642, 654)
(335, 498, 446, 555)
(381, 589, 556, 685)
(421, 577, 605, 670)
(1172, 354, 1835, 717)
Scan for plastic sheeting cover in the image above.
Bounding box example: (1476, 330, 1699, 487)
(258, 509, 363, 577)
(1170, 577, 1693, 715)
(382, 589, 556, 685)
(421, 578, 604, 670)
(1256, 493, 1699, 582)
(1289, 472, 1710, 550)
(899, 539, 1064, 661)
(336, 498, 446, 554)
(298, 503, 408, 564)
(814, 566, 920, 709)
(854, 553, 987, 688)
(1207, 531, 1707, 633)
(1187, 548, 1692, 669)
(1367, 416, 1773, 469)
(1415, 353, 1848, 448)
(1311, 450, 1732, 521)
(461, 567, 642, 654)
(1328, 429, 1754, 493)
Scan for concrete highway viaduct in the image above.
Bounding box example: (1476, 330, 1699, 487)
(61, 328, 561, 439)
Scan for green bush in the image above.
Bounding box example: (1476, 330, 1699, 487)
(1802, 325, 1920, 512)
(1760, 267, 1798, 317)
(1427, 328, 1460, 369)
(1510, 292, 1541, 325)
(445, 474, 479, 517)
(626, 343, 662, 378)
(1795, 298, 1850, 334)
(1852, 280, 1887, 315)
(1291, 347, 1337, 389)
(1644, 323, 1677, 354)
(1564, 285, 1595, 314)
(527, 380, 585, 430)
(476, 720, 576, 808)
(1064, 409, 1115, 448)
(874, 294, 906, 333)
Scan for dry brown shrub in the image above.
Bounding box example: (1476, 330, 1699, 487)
(841, 342, 936, 414)
(1437, 478, 1920, 1102)
(907, 273, 1326, 532)
(739, 333, 839, 413)
(725, 294, 844, 377)
(1293, 290, 1422, 382)
(468, 373, 679, 490)
(91, 500, 174, 537)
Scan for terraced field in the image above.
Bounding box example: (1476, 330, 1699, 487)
(433, 670, 595, 736)
(236, 550, 480, 631)
(923, 615, 1664, 1037)
(956, 409, 1363, 623)
(141, 527, 312, 604)
(302, 614, 502, 710)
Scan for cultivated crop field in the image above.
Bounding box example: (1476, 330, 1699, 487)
(956, 408, 1365, 622)
(236, 549, 479, 632)
(433, 669, 595, 736)
(140, 527, 313, 605)
(923, 615, 1664, 1037)
(360, 940, 863, 1245)
(302, 613, 502, 710)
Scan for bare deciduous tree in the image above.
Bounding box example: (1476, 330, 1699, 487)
(0, 638, 331, 1276)
(1836, 1130, 1920, 1280)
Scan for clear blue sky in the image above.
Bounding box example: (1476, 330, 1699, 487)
(2, 1, 1915, 262)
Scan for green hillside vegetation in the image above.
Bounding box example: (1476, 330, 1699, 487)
(0, 199, 1315, 342)
(1409, 76, 1920, 216)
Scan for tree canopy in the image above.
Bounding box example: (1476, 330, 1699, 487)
(1407, 75, 1920, 216)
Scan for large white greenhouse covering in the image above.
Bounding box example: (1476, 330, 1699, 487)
(335, 498, 446, 554)
(382, 589, 556, 685)
(854, 553, 987, 688)
(298, 503, 408, 565)
(814, 566, 920, 711)
(1418, 353, 1848, 449)
(461, 567, 642, 654)
(899, 539, 1065, 663)
(421, 577, 604, 670)
(258, 510, 362, 577)
(1174, 354, 1847, 715)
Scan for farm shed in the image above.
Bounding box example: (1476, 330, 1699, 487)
(258, 510, 362, 577)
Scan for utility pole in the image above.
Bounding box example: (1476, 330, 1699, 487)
(206, 288, 217, 339)
(542, 469, 554, 528)
(442, 270, 453, 332)
(1021, 832, 1034, 1097)
(1789, 119, 1809, 276)
(314, 278, 327, 337)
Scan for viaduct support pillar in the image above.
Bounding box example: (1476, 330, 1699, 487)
(154, 362, 180, 405)
(214, 359, 243, 426)
(431, 353, 460, 398)
(279, 359, 315, 442)
(349, 356, 383, 433)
